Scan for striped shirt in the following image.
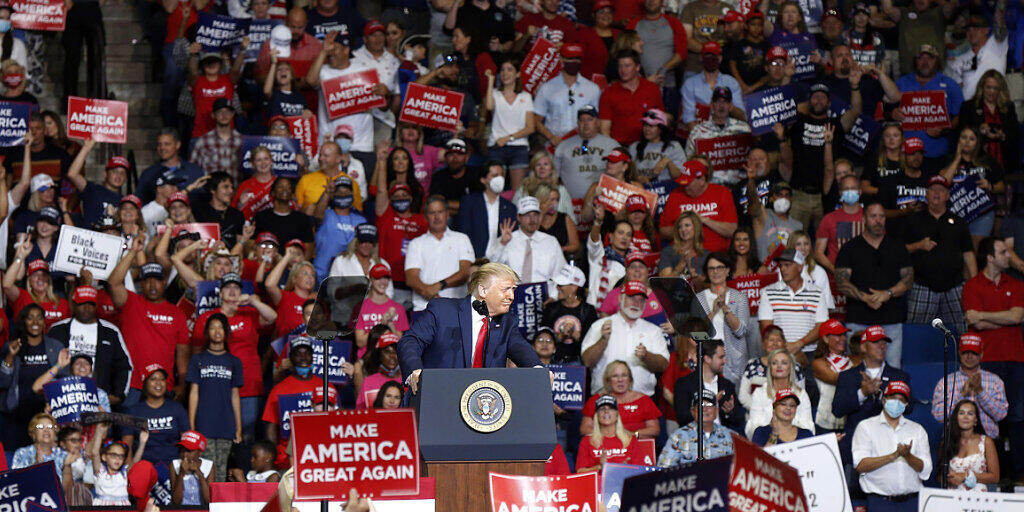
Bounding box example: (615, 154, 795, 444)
(931, 370, 1008, 438)
(757, 279, 829, 351)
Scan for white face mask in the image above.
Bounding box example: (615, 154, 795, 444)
(488, 175, 505, 194)
(403, 48, 415, 61)
(773, 197, 791, 214)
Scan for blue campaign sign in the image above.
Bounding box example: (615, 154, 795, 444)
(43, 376, 101, 425)
(246, 19, 282, 62)
(602, 463, 661, 512)
(781, 40, 818, 81)
(949, 175, 994, 224)
(744, 85, 798, 136)
(511, 281, 548, 341)
(0, 462, 69, 512)
(288, 336, 353, 385)
(799, 0, 824, 31)
(620, 456, 731, 512)
(548, 364, 585, 410)
(194, 280, 256, 315)
(240, 135, 301, 178)
(278, 391, 313, 439)
(196, 12, 251, 51)
(0, 101, 30, 147)
(644, 179, 678, 222)
(843, 114, 880, 156)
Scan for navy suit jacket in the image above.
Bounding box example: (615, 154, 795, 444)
(455, 192, 517, 258)
(398, 296, 542, 381)
(831, 362, 911, 461)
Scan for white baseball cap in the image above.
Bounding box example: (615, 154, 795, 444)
(517, 196, 540, 214)
(270, 25, 292, 59)
(31, 174, 54, 193)
(553, 265, 586, 287)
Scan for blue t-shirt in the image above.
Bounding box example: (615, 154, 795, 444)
(750, 425, 815, 447)
(894, 72, 964, 157)
(80, 181, 122, 227)
(305, 6, 366, 44)
(266, 90, 307, 118)
(124, 399, 190, 464)
(314, 208, 366, 281)
(185, 351, 244, 440)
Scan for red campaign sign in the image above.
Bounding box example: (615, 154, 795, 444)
(321, 69, 386, 119)
(636, 438, 656, 466)
(729, 435, 808, 512)
(596, 175, 658, 214)
(66, 97, 128, 144)
(11, 0, 65, 31)
(693, 133, 753, 171)
(285, 115, 318, 159)
(521, 38, 562, 94)
(291, 409, 419, 500)
(696, 103, 711, 122)
(489, 472, 598, 512)
(899, 90, 951, 131)
(399, 83, 464, 132)
(156, 223, 222, 241)
(828, 274, 846, 321)
(727, 273, 779, 316)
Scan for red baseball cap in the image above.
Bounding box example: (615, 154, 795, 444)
(285, 239, 306, 252)
(364, 20, 385, 35)
(861, 325, 892, 343)
(884, 380, 911, 398)
(701, 41, 722, 56)
(27, 259, 49, 275)
(774, 388, 800, 405)
(959, 333, 983, 354)
(268, 115, 288, 127)
(73, 286, 98, 304)
(256, 232, 279, 245)
(720, 10, 743, 23)
(903, 137, 924, 155)
(377, 332, 400, 349)
(623, 280, 648, 297)
(312, 385, 339, 406)
(168, 191, 189, 206)
(369, 263, 391, 279)
(676, 160, 708, 185)
(120, 194, 142, 210)
(177, 430, 207, 451)
(592, 0, 614, 12)
(389, 183, 412, 196)
(928, 175, 950, 189)
(819, 319, 849, 336)
(746, 11, 766, 21)
(625, 194, 648, 213)
(625, 251, 648, 267)
(767, 46, 789, 62)
(106, 156, 129, 170)
(560, 43, 583, 59)
(142, 363, 168, 382)
(603, 148, 631, 163)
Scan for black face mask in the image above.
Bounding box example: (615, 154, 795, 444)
(701, 55, 719, 73)
(562, 61, 581, 76)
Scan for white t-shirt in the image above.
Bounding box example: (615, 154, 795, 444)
(141, 201, 168, 237)
(404, 228, 475, 311)
(487, 90, 533, 147)
(317, 62, 374, 153)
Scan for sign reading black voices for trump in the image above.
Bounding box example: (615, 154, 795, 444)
(0, 101, 30, 146)
(511, 281, 548, 342)
(52, 225, 124, 280)
(240, 135, 301, 178)
(744, 86, 797, 136)
(0, 462, 68, 512)
(196, 12, 251, 51)
(620, 455, 729, 512)
(43, 376, 100, 425)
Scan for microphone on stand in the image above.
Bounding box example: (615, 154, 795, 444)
(931, 318, 954, 337)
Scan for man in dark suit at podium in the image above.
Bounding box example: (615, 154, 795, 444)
(398, 262, 543, 393)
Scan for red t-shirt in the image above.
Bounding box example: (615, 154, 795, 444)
(274, 290, 307, 338)
(164, 2, 206, 44)
(95, 289, 118, 325)
(191, 74, 235, 138)
(375, 207, 427, 283)
(14, 288, 70, 330)
(577, 26, 620, 81)
(612, 0, 644, 22)
(575, 435, 642, 472)
(261, 374, 322, 424)
(515, 13, 578, 44)
(193, 308, 263, 397)
(120, 292, 189, 389)
(234, 176, 275, 220)
(658, 184, 738, 252)
(815, 207, 863, 264)
(962, 272, 1024, 362)
(582, 394, 661, 432)
(598, 78, 663, 144)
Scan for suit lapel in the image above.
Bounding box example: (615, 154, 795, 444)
(459, 297, 474, 368)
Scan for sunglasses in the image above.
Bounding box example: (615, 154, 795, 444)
(568, 89, 575, 105)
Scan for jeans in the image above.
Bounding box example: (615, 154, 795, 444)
(865, 494, 917, 512)
(980, 361, 1024, 478)
(846, 323, 903, 368)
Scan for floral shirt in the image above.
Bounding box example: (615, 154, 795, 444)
(11, 445, 67, 472)
(658, 422, 734, 467)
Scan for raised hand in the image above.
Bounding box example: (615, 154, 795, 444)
(499, 218, 515, 245)
(57, 348, 70, 368)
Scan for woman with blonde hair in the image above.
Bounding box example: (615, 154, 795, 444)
(0, 59, 35, 104)
(960, 70, 1020, 192)
(579, 361, 661, 439)
(3, 244, 69, 328)
(787, 230, 834, 308)
(744, 348, 813, 437)
(861, 123, 904, 196)
(265, 252, 317, 337)
(233, 146, 277, 219)
(10, 412, 65, 469)
(328, 223, 393, 295)
(574, 394, 642, 473)
(513, 151, 574, 220)
(657, 211, 708, 280)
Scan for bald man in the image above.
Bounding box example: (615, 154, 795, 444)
(255, 8, 323, 84)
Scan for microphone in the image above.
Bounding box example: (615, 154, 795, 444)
(931, 318, 953, 337)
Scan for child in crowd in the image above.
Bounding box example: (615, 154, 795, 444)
(90, 423, 148, 506)
(229, 441, 281, 483)
(170, 431, 213, 506)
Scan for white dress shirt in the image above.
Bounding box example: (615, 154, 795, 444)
(579, 313, 669, 396)
(487, 229, 567, 298)
(949, 35, 1008, 99)
(405, 228, 475, 311)
(484, 193, 501, 254)
(744, 385, 815, 438)
(470, 306, 486, 365)
(351, 46, 400, 128)
(328, 254, 394, 298)
(852, 412, 932, 496)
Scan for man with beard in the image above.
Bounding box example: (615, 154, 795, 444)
(815, 9, 845, 59)
(534, 44, 601, 145)
(136, 129, 204, 205)
(876, 138, 931, 239)
(823, 45, 900, 124)
(627, 0, 688, 115)
(680, 42, 744, 131)
(429, 139, 481, 217)
(581, 280, 669, 397)
(896, 44, 964, 174)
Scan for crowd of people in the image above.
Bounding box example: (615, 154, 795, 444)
(0, 0, 1023, 509)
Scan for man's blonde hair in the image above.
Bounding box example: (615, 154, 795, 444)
(468, 263, 520, 298)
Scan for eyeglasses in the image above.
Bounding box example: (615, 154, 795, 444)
(707, 265, 729, 272)
(34, 424, 56, 430)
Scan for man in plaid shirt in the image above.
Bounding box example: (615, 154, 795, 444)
(930, 333, 1008, 438)
(189, 98, 243, 181)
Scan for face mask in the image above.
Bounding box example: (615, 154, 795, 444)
(773, 197, 791, 214)
(0, 20, 11, 33)
(883, 398, 906, 418)
(562, 61, 581, 76)
(337, 138, 353, 153)
(2, 72, 23, 88)
(841, 189, 860, 205)
(332, 195, 353, 209)
(403, 48, 415, 61)
(964, 471, 978, 489)
(391, 199, 411, 213)
(294, 365, 312, 378)
(488, 175, 505, 194)
(701, 55, 719, 73)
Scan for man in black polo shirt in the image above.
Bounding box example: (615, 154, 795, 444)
(835, 201, 913, 367)
(428, 138, 481, 218)
(903, 176, 977, 334)
(876, 137, 931, 240)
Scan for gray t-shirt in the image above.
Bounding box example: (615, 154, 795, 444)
(635, 16, 679, 88)
(554, 133, 621, 199)
(629, 139, 686, 182)
(756, 210, 803, 262)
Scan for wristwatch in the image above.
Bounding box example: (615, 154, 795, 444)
(439, 279, 448, 290)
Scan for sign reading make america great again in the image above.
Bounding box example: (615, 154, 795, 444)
(66, 97, 128, 144)
(399, 83, 464, 132)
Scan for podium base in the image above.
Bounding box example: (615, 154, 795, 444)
(425, 460, 546, 512)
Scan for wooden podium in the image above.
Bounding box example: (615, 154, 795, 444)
(412, 368, 556, 512)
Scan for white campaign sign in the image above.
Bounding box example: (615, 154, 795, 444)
(52, 225, 125, 280)
(919, 487, 1024, 512)
(765, 433, 851, 512)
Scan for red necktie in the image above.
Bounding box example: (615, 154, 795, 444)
(473, 317, 488, 368)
